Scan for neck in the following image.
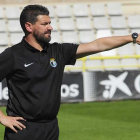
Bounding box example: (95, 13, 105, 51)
(25, 35, 43, 51)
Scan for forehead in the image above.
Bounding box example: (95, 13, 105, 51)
(36, 15, 51, 23)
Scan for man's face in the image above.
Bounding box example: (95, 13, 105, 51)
(32, 15, 53, 43)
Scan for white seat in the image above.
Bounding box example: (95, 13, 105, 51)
(86, 60, 103, 71)
(58, 18, 75, 31)
(10, 33, 24, 45)
(90, 3, 106, 16)
(47, 6, 55, 18)
(128, 15, 140, 28)
(50, 32, 61, 43)
(79, 30, 95, 43)
(96, 29, 112, 39)
(73, 4, 89, 17)
(62, 31, 78, 43)
(118, 43, 134, 56)
(131, 29, 140, 34)
(93, 17, 109, 29)
(107, 3, 122, 16)
(138, 58, 140, 66)
(0, 6, 4, 18)
(135, 44, 140, 55)
(0, 33, 9, 46)
(76, 17, 92, 30)
(0, 20, 7, 32)
(51, 19, 58, 31)
(103, 59, 121, 71)
(56, 5, 72, 17)
(68, 60, 83, 72)
(8, 20, 22, 32)
(5, 6, 21, 19)
(121, 58, 138, 70)
(113, 29, 129, 36)
(110, 16, 127, 29)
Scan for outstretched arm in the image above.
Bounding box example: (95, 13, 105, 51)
(76, 34, 140, 59)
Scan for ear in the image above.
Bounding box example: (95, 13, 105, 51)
(25, 22, 33, 33)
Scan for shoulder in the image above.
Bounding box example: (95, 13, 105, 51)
(9, 42, 25, 56)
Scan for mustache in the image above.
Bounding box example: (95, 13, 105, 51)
(45, 31, 51, 34)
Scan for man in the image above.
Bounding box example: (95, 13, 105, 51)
(0, 4, 139, 140)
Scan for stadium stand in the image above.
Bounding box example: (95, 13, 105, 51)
(90, 3, 106, 16)
(0, 0, 140, 71)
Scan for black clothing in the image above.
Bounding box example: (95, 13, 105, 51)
(4, 118, 59, 140)
(0, 38, 79, 122)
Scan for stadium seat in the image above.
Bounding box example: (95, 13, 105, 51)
(90, 3, 106, 16)
(135, 43, 140, 55)
(0, 33, 9, 46)
(62, 31, 78, 43)
(51, 19, 58, 31)
(96, 29, 112, 39)
(50, 31, 61, 43)
(118, 44, 134, 56)
(113, 29, 129, 36)
(0, 20, 7, 32)
(107, 3, 123, 16)
(10, 33, 24, 45)
(8, 20, 22, 32)
(75, 17, 92, 30)
(121, 58, 138, 70)
(86, 60, 103, 71)
(47, 6, 55, 18)
(73, 4, 89, 17)
(103, 59, 122, 71)
(56, 5, 72, 17)
(138, 58, 140, 66)
(131, 29, 140, 34)
(0, 6, 4, 19)
(68, 60, 83, 72)
(110, 16, 127, 29)
(79, 30, 95, 43)
(5, 6, 21, 19)
(58, 18, 75, 31)
(93, 17, 109, 29)
(128, 15, 140, 28)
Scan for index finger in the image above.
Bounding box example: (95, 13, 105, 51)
(15, 117, 26, 121)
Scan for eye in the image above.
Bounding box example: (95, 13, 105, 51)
(41, 22, 51, 25)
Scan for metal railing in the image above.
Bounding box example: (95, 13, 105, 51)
(65, 55, 140, 72)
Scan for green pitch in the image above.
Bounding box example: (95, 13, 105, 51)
(0, 100, 140, 140)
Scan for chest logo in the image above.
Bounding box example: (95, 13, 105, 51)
(24, 62, 34, 67)
(50, 58, 57, 68)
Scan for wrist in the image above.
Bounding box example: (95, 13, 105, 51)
(132, 32, 138, 43)
(0, 110, 5, 123)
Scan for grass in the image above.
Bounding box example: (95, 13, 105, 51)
(0, 100, 140, 140)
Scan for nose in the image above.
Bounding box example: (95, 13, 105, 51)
(48, 24, 53, 31)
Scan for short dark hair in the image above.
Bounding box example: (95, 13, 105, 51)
(20, 4, 49, 33)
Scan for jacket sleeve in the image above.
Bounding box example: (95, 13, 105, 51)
(0, 48, 14, 81)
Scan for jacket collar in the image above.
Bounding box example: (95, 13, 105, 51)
(22, 37, 49, 53)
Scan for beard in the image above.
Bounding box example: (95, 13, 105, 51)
(33, 29, 51, 44)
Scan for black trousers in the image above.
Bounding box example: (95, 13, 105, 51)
(4, 118, 59, 140)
